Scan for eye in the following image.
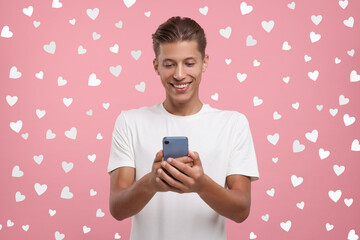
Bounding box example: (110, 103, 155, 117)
(186, 63, 195, 67)
(164, 64, 174, 68)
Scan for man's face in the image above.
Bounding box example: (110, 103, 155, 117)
(153, 40, 209, 105)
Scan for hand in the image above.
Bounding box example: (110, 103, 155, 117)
(158, 150, 205, 193)
(148, 150, 193, 194)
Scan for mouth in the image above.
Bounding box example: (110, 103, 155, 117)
(169, 81, 192, 93)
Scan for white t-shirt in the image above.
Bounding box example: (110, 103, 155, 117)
(108, 102, 259, 240)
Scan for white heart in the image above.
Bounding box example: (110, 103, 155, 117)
(62, 161, 74, 173)
(344, 16, 354, 28)
(22, 224, 29, 231)
(83, 225, 91, 234)
(333, 165, 345, 176)
(86, 109, 93, 116)
(49, 209, 56, 216)
(88, 73, 101, 86)
(33, 155, 44, 164)
(21, 133, 29, 140)
(273, 111, 281, 120)
(329, 108, 338, 117)
(253, 96, 263, 106)
(237, 72, 247, 82)
(293, 140, 305, 153)
(267, 133, 279, 145)
(253, 59, 260, 67)
(88, 154, 96, 162)
(246, 35, 257, 46)
(282, 41, 291, 50)
(240, 2, 253, 15)
(65, 127, 77, 139)
(46, 129, 56, 139)
(9, 66, 22, 79)
(339, 94, 349, 105)
(135, 81, 145, 92)
(52, 0, 62, 8)
(305, 129, 318, 143)
(261, 214, 269, 221)
(351, 139, 360, 151)
(115, 20, 123, 28)
(110, 65, 122, 77)
(16, 191, 26, 202)
(319, 148, 330, 159)
(92, 32, 101, 40)
(6, 95, 18, 106)
(97, 133, 103, 140)
(347, 49, 354, 56)
(58, 76, 67, 86)
(22, 6, 33, 17)
(103, 103, 110, 109)
(328, 189, 342, 202)
(225, 59, 231, 64)
(316, 105, 323, 111)
(335, 57, 341, 64)
(347, 229, 359, 240)
(144, 11, 151, 17)
(86, 8, 99, 20)
(110, 44, 119, 53)
(343, 114, 355, 126)
(10, 120, 22, 133)
(280, 220, 291, 232)
(90, 189, 97, 196)
(283, 76, 290, 83)
(304, 55, 312, 62)
(131, 50, 142, 60)
(344, 198, 353, 207)
(34, 183, 47, 195)
(339, 0, 348, 9)
(296, 201, 305, 209)
(43, 41, 56, 54)
(288, 2, 295, 9)
(211, 93, 219, 101)
(266, 188, 275, 197)
(308, 70, 319, 81)
(36, 109, 46, 119)
(78, 45, 87, 54)
(69, 18, 76, 25)
(1, 25, 13, 38)
(60, 186, 73, 199)
(7, 219, 14, 227)
(311, 15, 322, 25)
(219, 26, 231, 39)
(291, 175, 303, 187)
(115, 232, 121, 239)
(12, 166, 24, 177)
(123, 0, 136, 8)
(55, 231, 65, 240)
(250, 232, 257, 239)
(33, 21, 40, 28)
(261, 20, 274, 32)
(350, 70, 360, 82)
(292, 102, 299, 110)
(272, 157, 278, 163)
(326, 223, 334, 231)
(199, 6, 208, 15)
(310, 31, 321, 43)
(63, 97, 73, 107)
(96, 209, 105, 217)
(35, 71, 44, 79)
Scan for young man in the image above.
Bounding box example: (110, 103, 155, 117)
(108, 16, 259, 240)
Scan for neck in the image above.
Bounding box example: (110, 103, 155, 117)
(163, 98, 203, 116)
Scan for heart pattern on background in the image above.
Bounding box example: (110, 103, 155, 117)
(1, 0, 359, 240)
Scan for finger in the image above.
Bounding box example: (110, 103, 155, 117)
(158, 167, 188, 191)
(174, 155, 193, 164)
(188, 150, 201, 166)
(162, 160, 192, 185)
(154, 150, 163, 163)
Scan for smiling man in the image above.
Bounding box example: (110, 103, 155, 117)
(108, 16, 259, 240)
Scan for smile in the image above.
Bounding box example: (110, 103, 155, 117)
(170, 82, 192, 92)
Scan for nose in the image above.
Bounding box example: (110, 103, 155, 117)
(174, 64, 186, 81)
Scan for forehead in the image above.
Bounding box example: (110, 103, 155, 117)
(158, 40, 201, 61)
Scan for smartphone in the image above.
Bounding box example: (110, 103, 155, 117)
(162, 136, 188, 161)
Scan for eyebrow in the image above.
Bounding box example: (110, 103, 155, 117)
(162, 57, 197, 62)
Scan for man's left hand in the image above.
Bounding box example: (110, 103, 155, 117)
(158, 150, 205, 193)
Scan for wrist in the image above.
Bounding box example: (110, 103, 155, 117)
(141, 173, 157, 195)
(197, 174, 209, 196)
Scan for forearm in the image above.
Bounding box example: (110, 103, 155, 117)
(110, 173, 155, 221)
(198, 174, 250, 223)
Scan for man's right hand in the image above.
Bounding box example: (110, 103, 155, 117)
(148, 150, 193, 194)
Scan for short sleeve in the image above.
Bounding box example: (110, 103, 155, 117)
(227, 114, 260, 181)
(107, 111, 135, 174)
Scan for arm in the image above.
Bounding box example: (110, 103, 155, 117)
(109, 150, 188, 221)
(158, 150, 251, 223)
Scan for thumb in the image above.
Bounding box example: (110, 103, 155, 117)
(189, 150, 201, 166)
(154, 150, 163, 162)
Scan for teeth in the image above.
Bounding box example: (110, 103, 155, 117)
(173, 83, 189, 89)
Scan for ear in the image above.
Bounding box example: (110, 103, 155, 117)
(153, 58, 160, 75)
(202, 54, 209, 72)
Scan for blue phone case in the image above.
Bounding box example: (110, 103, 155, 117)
(162, 136, 188, 161)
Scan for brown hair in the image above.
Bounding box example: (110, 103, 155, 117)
(152, 16, 207, 59)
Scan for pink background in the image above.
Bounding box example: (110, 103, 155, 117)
(1, 0, 359, 239)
